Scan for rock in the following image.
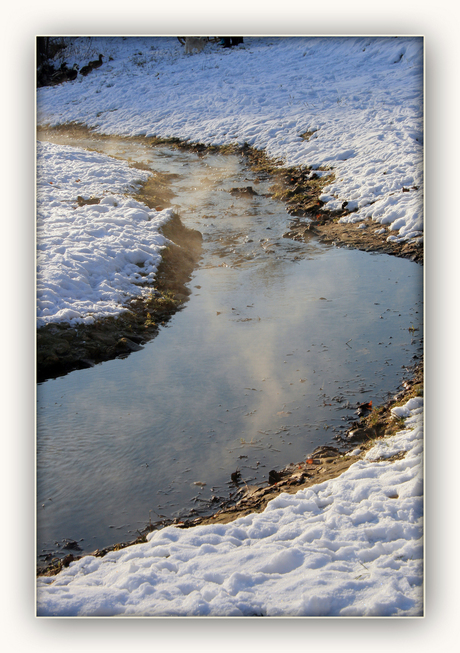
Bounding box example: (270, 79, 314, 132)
(114, 337, 144, 353)
(229, 186, 258, 196)
(347, 427, 376, 441)
(312, 445, 340, 458)
(54, 340, 70, 355)
(268, 469, 282, 484)
(231, 470, 241, 484)
(62, 539, 82, 551)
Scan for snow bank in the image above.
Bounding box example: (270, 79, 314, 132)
(35, 38, 424, 617)
(37, 36, 423, 242)
(37, 397, 423, 617)
(37, 141, 172, 326)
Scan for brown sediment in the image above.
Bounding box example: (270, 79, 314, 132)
(283, 215, 423, 264)
(37, 124, 423, 264)
(249, 149, 423, 265)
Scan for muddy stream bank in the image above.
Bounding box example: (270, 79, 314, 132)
(37, 127, 423, 575)
(37, 126, 422, 381)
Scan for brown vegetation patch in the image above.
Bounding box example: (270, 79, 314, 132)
(300, 130, 317, 141)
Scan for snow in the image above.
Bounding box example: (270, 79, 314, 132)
(35, 36, 425, 618)
(36, 397, 423, 617)
(37, 36, 423, 243)
(37, 36, 423, 325)
(36, 141, 172, 326)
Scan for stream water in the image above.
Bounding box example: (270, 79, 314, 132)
(37, 132, 423, 562)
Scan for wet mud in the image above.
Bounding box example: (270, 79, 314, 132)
(284, 215, 422, 264)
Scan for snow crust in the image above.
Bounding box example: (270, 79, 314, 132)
(37, 141, 172, 326)
(36, 397, 423, 617)
(37, 36, 423, 242)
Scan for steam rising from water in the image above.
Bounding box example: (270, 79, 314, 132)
(37, 132, 422, 557)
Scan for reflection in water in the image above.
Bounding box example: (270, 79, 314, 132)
(37, 132, 423, 560)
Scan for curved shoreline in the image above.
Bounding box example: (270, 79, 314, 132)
(38, 124, 423, 266)
(37, 129, 422, 384)
(37, 362, 422, 577)
(36, 126, 423, 575)
(37, 212, 202, 382)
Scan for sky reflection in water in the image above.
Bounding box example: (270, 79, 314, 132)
(37, 138, 422, 558)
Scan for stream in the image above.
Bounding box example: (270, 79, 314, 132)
(37, 131, 423, 563)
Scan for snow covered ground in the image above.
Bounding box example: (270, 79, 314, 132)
(36, 37, 423, 326)
(37, 36, 423, 326)
(36, 396, 423, 617)
(37, 141, 172, 326)
(35, 36, 425, 618)
(37, 36, 423, 243)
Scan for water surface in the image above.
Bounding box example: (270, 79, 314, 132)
(37, 134, 423, 559)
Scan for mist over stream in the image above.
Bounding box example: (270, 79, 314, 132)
(37, 133, 422, 561)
